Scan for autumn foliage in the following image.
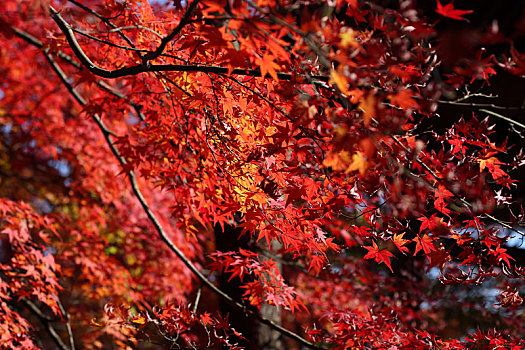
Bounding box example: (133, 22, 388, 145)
(0, 0, 524, 348)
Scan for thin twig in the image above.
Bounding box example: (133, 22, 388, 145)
(108, 25, 164, 39)
(142, 0, 201, 62)
(438, 99, 524, 111)
(479, 108, 525, 129)
(10, 25, 146, 122)
(57, 299, 76, 350)
(192, 287, 202, 313)
(70, 27, 150, 53)
(391, 134, 525, 237)
(68, 0, 136, 48)
(23, 299, 70, 350)
(22, 299, 59, 322)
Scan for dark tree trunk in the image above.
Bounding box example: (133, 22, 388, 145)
(257, 241, 283, 350)
(214, 221, 259, 349)
(214, 221, 284, 349)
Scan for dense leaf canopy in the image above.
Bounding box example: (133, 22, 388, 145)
(0, 0, 524, 348)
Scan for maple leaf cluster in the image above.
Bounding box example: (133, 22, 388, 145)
(0, 0, 524, 349)
(0, 200, 60, 349)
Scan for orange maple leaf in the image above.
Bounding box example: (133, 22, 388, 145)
(323, 151, 351, 172)
(130, 315, 146, 324)
(258, 54, 280, 81)
(477, 157, 508, 180)
(389, 90, 419, 111)
(392, 232, 409, 254)
(358, 93, 376, 126)
(346, 151, 368, 176)
(330, 70, 349, 94)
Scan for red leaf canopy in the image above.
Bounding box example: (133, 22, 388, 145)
(0, 0, 524, 349)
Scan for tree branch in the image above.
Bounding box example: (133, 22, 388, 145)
(57, 299, 76, 350)
(10, 25, 146, 122)
(22, 299, 71, 350)
(479, 108, 525, 130)
(48, 6, 328, 82)
(42, 40, 322, 350)
(142, 0, 201, 63)
(22, 299, 60, 322)
(439, 99, 524, 111)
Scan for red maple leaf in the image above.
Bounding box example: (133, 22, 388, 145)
(200, 312, 214, 326)
(436, 1, 473, 21)
(392, 232, 409, 254)
(426, 246, 450, 271)
(490, 245, 514, 267)
(363, 241, 394, 273)
(413, 235, 436, 263)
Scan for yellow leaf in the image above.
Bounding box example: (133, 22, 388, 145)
(265, 126, 277, 137)
(339, 28, 359, 49)
(131, 316, 146, 325)
(330, 70, 349, 94)
(358, 93, 376, 126)
(346, 152, 368, 176)
(478, 158, 487, 172)
(393, 232, 409, 253)
(389, 90, 419, 110)
(477, 157, 498, 172)
(323, 151, 351, 171)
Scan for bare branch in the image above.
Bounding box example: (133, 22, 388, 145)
(439, 99, 524, 111)
(57, 300, 76, 350)
(192, 287, 202, 313)
(22, 299, 59, 322)
(22, 299, 71, 350)
(479, 108, 525, 129)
